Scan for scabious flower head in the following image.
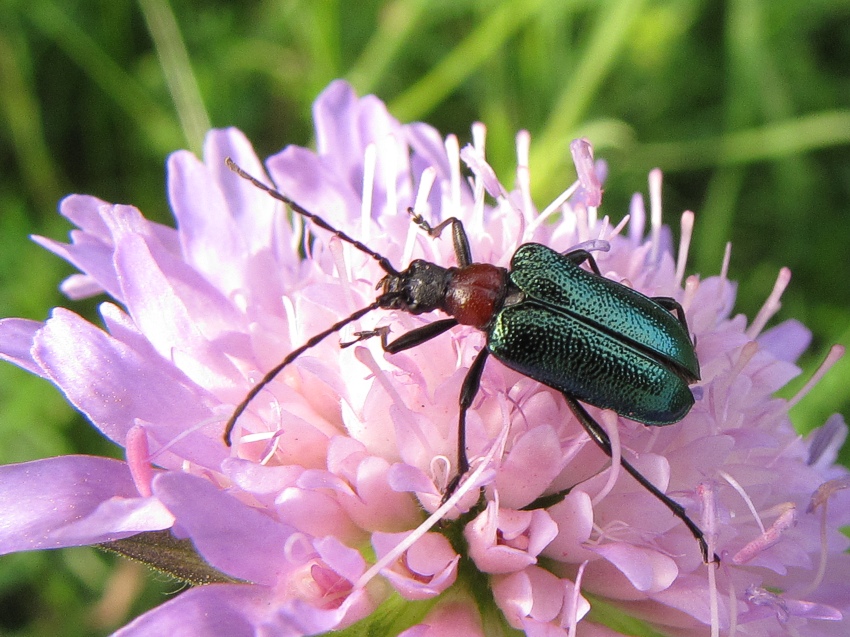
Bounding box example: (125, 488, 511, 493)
(1, 80, 848, 636)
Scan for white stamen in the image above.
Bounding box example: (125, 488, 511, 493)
(524, 180, 580, 242)
(407, 167, 438, 263)
(591, 410, 621, 506)
(361, 143, 376, 242)
(259, 429, 283, 465)
(608, 214, 630, 240)
(675, 211, 695, 288)
(444, 134, 461, 217)
(732, 503, 797, 565)
(649, 169, 663, 263)
(708, 540, 720, 637)
(472, 121, 487, 155)
(471, 123, 487, 230)
(731, 341, 759, 384)
(594, 216, 609, 242)
(567, 561, 588, 637)
(384, 135, 399, 220)
(682, 274, 699, 314)
(153, 414, 228, 459)
(584, 204, 597, 229)
(727, 568, 739, 637)
(576, 206, 590, 244)
(401, 210, 419, 265)
(642, 426, 661, 455)
(746, 267, 791, 339)
(231, 289, 249, 314)
(720, 470, 766, 533)
(429, 455, 452, 492)
(327, 237, 354, 310)
(788, 345, 845, 408)
(629, 193, 646, 246)
(413, 167, 437, 220)
(515, 130, 534, 224)
(801, 476, 850, 596)
(696, 481, 720, 637)
(472, 174, 486, 236)
(354, 419, 510, 591)
(720, 242, 732, 287)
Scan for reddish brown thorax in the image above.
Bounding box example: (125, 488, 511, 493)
(442, 263, 508, 329)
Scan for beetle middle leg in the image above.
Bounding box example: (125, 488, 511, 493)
(342, 317, 486, 498)
(561, 393, 716, 563)
(382, 324, 492, 501)
(563, 249, 602, 275)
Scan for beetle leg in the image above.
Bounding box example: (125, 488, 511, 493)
(561, 393, 716, 564)
(444, 347, 490, 500)
(563, 249, 601, 275)
(651, 297, 693, 339)
(407, 209, 472, 268)
(339, 325, 391, 348)
(380, 318, 458, 353)
(341, 319, 459, 351)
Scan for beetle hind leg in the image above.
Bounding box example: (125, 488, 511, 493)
(651, 296, 694, 338)
(561, 393, 716, 564)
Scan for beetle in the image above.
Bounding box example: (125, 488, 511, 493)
(222, 158, 713, 563)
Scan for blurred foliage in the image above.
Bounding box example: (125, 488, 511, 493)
(0, 0, 848, 634)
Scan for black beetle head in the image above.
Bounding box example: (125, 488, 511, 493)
(379, 259, 452, 315)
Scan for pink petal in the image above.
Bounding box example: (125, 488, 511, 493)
(0, 456, 169, 553)
(152, 471, 296, 585)
(495, 425, 568, 509)
(587, 543, 678, 596)
(112, 583, 273, 637)
(0, 318, 45, 377)
(758, 318, 811, 363)
(373, 531, 459, 600)
(399, 602, 485, 637)
(31, 308, 225, 468)
(541, 490, 595, 563)
(465, 504, 557, 573)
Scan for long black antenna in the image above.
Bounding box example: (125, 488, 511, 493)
(224, 299, 385, 446)
(225, 158, 400, 277)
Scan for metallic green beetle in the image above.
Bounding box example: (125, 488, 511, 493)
(223, 159, 711, 563)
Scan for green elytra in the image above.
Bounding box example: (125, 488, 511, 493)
(491, 242, 699, 426)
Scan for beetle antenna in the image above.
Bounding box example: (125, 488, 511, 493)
(225, 158, 401, 277)
(224, 299, 385, 446)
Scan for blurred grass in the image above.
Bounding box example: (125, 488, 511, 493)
(0, 0, 848, 634)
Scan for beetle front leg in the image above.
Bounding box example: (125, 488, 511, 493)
(444, 347, 490, 500)
(340, 318, 458, 352)
(407, 209, 472, 268)
(561, 393, 717, 564)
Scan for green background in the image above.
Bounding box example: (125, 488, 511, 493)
(0, 1, 848, 634)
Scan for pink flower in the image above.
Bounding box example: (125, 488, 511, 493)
(1, 80, 848, 635)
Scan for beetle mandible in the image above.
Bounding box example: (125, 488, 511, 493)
(222, 158, 713, 563)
